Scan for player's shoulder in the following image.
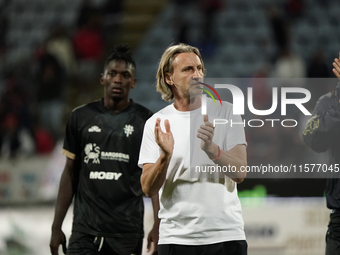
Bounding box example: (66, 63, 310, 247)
(72, 100, 101, 113)
(130, 101, 153, 119)
(152, 104, 173, 117)
(318, 91, 334, 100)
(144, 104, 173, 124)
(131, 101, 152, 114)
(316, 91, 336, 106)
(69, 100, 102, 119)
(314, 91, 337, 114)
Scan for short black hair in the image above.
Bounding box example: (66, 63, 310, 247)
(104, 45, 136, 72)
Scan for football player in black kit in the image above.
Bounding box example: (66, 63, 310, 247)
(303, 56, 340, 255)
(49, 45, 160, 255)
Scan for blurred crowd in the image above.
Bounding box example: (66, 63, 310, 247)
(0, 0, 123, 159)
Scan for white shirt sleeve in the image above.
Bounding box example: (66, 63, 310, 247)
(138, 117, 161, 168)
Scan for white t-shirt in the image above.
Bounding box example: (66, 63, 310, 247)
(138, 98, 247, 245)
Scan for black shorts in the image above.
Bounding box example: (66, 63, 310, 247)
(66, 231, 143, 255)
(158, 240, 247, 255)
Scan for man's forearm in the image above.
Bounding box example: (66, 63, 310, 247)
(207, 144, 247, 183)
(214, 151, 247, 182)
(141, 152, 171, 197)
(52, 169, 74, 230)
(151, 194, 160, 227)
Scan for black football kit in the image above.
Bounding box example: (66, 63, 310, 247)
(62, 99, 153, 239)
(303, 84, 340, 255)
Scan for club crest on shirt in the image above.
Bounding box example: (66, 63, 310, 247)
(84, 143, 100, 164)
(124, 124, 134, 137)
(88, 126, 101, 132)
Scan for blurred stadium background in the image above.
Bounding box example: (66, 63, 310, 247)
(0, 0, 339, 254)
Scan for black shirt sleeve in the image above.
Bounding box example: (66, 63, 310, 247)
(62, 110, 82, 159)
(303, 93, 340, 152)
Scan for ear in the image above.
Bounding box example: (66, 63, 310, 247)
(131, 78, 137, 89)
(165, 73, 172, 86)
(100, 73, 104, 85)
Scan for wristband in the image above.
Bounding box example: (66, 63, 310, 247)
(210, 145, 221, 161)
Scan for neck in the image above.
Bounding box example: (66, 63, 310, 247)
(103, 97, 131, 113)
(173, 95, 201, 111)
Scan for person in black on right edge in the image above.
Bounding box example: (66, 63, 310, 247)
(302, 56, 340, 255)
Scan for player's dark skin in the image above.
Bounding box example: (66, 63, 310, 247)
(100, 60, 136, 113)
